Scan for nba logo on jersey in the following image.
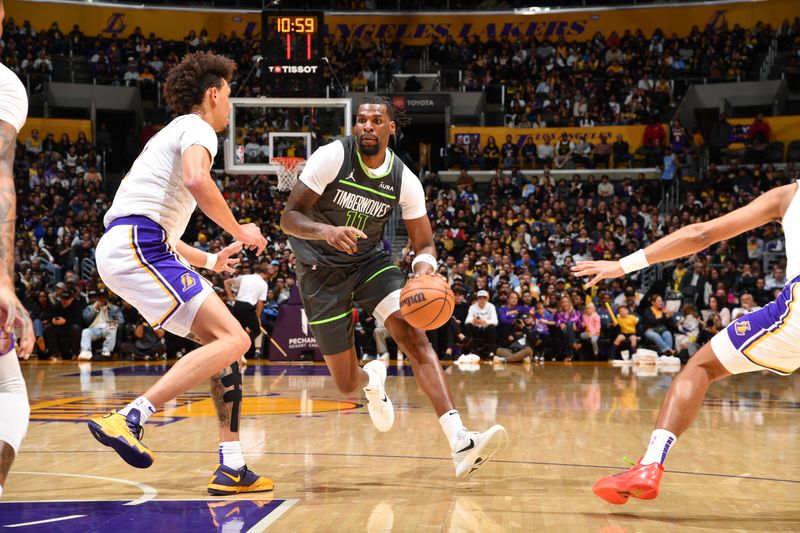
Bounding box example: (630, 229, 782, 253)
(181, 273, 196, 292)
(735, 321, 752, 336)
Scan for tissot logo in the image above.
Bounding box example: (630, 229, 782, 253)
(268, 65, 319, 74)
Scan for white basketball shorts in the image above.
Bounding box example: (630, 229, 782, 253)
(95, 215, 213, 338)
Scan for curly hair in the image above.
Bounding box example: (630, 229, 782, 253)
(358, 95, 412, 130)
(164, 51, 236, 114)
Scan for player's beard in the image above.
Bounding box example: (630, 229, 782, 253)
(358, 135, 381, 156)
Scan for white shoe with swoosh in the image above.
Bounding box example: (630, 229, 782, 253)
(452, 425, 508, 478)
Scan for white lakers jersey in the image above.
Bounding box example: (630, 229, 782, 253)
(0, 63, 28, 133)
(104, 113, 218, 244)
(781, 182, 800, 280)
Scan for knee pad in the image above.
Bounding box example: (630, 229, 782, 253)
(220, 362, 242, 433)
(0, 351, 29, 454)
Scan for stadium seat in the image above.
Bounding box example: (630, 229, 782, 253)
(787, 140, 800, 163)
(767, 141, 785, 163)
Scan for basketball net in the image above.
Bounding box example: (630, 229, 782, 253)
(273, 157, 305, 192)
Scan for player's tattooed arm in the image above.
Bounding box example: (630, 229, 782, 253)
(281, 181, 365, 254)
(0, 122, 17, 284)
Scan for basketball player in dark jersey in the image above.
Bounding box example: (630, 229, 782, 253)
(281, 97, 507, 478)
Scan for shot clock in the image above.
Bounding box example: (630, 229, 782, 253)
(261, 10, 325, 97)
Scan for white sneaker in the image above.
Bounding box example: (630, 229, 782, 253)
(378, 352, 390, 362)
(396, 352, 405, 362)
(78, 350, 93, 361)
(363, 360, 394, 432)
(452, 425, 508, 479)
(492, 355, 507, 364)
(361, 352, 371, 361)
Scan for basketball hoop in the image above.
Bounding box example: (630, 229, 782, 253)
(273, 157, 305, 192)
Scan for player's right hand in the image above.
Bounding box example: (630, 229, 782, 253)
(236, 223, 267, 255)
(0, 285, 35, 360)
(325, 226, 367, 255)
(572, 260, 625, 287)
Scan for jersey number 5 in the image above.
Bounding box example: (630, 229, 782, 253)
(345, 210, 369, 234)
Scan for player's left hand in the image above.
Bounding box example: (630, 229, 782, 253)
(412, 264, 436, 278)
(213, 241, 244, 273)
(572, 260, 625, 288)
(0, 285, 34, 360)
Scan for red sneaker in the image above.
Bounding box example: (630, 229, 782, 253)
(593, 459, 663, 504)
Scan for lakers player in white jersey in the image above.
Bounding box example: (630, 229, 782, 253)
(574, 181, 800, 504)
(0, 0, 33, 498)
(87, 52, 273, 495)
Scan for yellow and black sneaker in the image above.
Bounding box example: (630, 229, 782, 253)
(207, 463, 275, 495)
(88, 410, 155, 469)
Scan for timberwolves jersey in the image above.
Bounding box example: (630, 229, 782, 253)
(289, 137, 406, 267)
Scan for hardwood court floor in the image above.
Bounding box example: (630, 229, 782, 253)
(2, 359, 799, 532)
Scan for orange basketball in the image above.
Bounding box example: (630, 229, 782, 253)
(399, 275, 455, 330)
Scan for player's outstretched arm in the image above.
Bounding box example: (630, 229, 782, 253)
(0, 121, 33, 359)
(175, 240, 242, 273)
(182, 145, 265, 254)
(573, 183, 794, 287)
(281, 181, 366, 255)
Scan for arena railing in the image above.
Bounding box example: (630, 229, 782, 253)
(435, 167, 661, 183)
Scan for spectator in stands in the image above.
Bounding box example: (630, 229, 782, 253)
(119, 320, 166, 361)
(765, 265, 787, 291)
(731, 292, 762, 320)
(493, 315, 534, 364)
(555, 295, 583, 361)
(640, 294, 675, 355)
(536, 134, 554, 168)
(674, 303, 700, 358)
(554, 132, 575, 169)
(44, 290, 83, 361)
(581, 302, 602, 358)
(611, 304, 638, 357)
(642, 119, 666, 166)
(404, 75, 423, 92)
(78, 289, 124, 361)
(482, 136, 500, 170)
(521, 137, 536, 169)
(25, 129, 41, 155)
(501, 134, 518, 170)
(597, 174, 615, 198)
(465, 290, 498, 358)
(593, 135, 612, 168)
(746, 113, 772, 164)
(612, 134, 632, 166)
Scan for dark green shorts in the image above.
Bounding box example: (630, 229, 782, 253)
(295, 252, 406, 355)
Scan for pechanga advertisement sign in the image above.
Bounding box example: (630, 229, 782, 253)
(8, 0, 799, 45)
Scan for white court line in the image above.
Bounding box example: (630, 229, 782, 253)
(13, 472, 157, 506)
(3, 514, 86, 528)
(246, 499, 299, 532)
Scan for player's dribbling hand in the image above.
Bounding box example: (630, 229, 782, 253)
(325, 226, 367, 255)
(571, 260, 625, 288)
(214, 241, 244, 273)
(0, 285, 34, 360)
(236, 223, 267, 255)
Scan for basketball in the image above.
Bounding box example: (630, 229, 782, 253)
(399, 275, 455, 330)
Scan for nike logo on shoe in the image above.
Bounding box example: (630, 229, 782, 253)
(221, 471, 242, 483)
(382, 395, 389, 403)
(456, 439, 475, 454)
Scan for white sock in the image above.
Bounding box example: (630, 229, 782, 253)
(118, 396, 156, 425)
(0, 484, 3, 498)
(439, 410, 468, 450)
(364, 367, 380, 391)
(219, 441, 245, 470)
(641, 428, 677, 465)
